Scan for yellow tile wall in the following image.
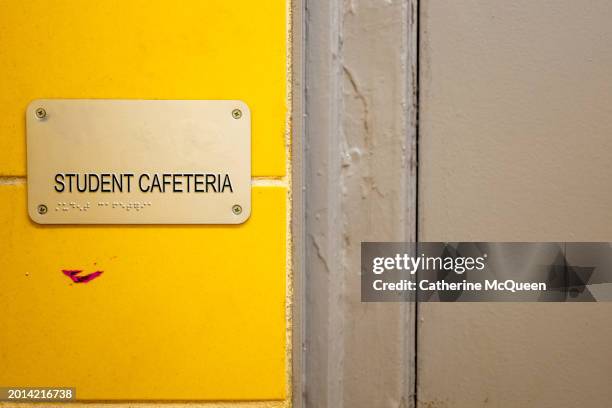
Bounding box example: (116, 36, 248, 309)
(0, 0, 287, 176)
(0, 185, 287, 400)
(0, 0, 290, 404)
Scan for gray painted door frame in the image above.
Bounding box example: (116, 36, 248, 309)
(292, 1, 419, 407)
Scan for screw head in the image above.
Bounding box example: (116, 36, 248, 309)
(35, 108, 47, 120)
(232, 108, 242, 119)
(37, 204, 48, 215)
(232, 204, 242, 215)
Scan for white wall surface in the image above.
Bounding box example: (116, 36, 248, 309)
(302, 1, 418, 407)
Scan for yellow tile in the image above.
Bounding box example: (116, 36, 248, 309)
(0, 184, 287, 400)
(0, 0, 287, 177)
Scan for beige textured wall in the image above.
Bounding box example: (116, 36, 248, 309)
(419, 1, 612, 407)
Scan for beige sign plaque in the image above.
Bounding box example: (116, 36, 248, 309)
(26, 99, 251, 224)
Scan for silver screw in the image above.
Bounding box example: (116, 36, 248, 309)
(232, 108, 242, 119)
(35, 108, 47, 120)
(232, 204, 242, 215)
(37, 204, 48, 215)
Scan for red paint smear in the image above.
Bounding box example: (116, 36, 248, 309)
(62, 269, 103, 283)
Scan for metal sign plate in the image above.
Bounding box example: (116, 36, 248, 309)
(26, 99, 251, 224)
